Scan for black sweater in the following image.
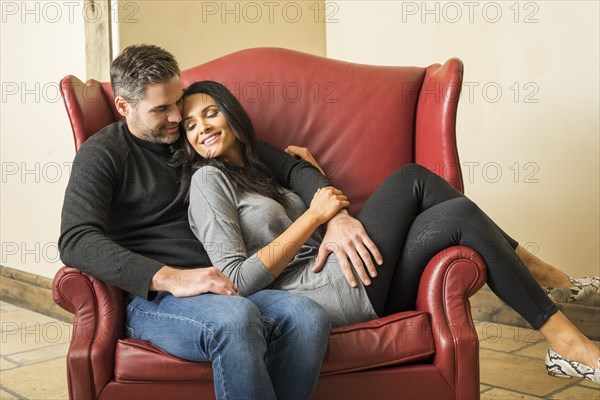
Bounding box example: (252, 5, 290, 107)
(58, 120, 330, 299)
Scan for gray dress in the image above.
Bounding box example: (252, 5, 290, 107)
(188, 166, 377, 327)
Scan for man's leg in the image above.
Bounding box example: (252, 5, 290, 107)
(248, 290, 331, 400)
(125, 292, 276, 400)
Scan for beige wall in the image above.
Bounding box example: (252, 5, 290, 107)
(1, 1, 86, 278)
(326, 1, 599, 277)
(117, 0, 326, 70)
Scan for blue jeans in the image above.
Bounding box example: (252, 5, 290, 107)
(125, 290, 331, 399)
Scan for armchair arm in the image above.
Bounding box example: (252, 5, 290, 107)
(415, 245, 487, 400)
(52, 266, 125, 400)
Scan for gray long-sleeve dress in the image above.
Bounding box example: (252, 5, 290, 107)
(188, 165, 377, 327)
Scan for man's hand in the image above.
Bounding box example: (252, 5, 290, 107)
(151, 266, 239, 297)
(284, 145, 326, 175)
(312, 210, 383, 287)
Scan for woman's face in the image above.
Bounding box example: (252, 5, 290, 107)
(182, 93, 241, 164)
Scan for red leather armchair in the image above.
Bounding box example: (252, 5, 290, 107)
(53, 48, 487, 399)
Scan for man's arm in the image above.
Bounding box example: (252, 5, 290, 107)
(58, 142, 165, 299)
(58, 140, 237, 299)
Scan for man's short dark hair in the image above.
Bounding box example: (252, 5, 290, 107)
(110, 44, 180, 104)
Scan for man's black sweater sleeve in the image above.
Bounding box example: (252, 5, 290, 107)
(58, 140, 163, 299)
(256, 141, 332, 205)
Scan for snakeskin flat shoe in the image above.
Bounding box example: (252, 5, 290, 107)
(545, 348, 599, 384)
(543, 276, 600, 303)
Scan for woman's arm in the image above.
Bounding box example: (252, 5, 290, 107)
(256, 186, 348, 277)
(283, 145, 384, 287)
(188, 166, 348, 296)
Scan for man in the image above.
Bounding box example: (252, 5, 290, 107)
(59, 44, 381, 399)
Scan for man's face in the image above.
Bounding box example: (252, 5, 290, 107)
(124, 76, 184, 144)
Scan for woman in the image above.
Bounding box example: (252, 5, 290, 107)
(171, 80, 599, 383)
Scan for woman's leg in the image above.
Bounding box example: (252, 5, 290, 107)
(383, 196, 558, 327)
(355, 163, 590, 310)
(539, 311, 600, 371)
(354, 163, 465, 315)
(355, 163, 520, 315)
(515, 244, 571, 287)
(354, 163, 598, 374)
(515, 235, 599, 303)
(384, 196, 598, 369)
(354, 164, 554, 325)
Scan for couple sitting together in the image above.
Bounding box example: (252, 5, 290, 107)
(59, 44, 600, 399)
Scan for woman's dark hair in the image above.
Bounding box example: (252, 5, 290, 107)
(171, 80, 288, 205)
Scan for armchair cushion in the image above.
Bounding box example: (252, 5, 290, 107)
(114, 311, 435, 382)
(115, 339, 213, 382)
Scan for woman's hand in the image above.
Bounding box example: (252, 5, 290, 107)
(285, 145, 326, 175)
(308, 187, 349, 225)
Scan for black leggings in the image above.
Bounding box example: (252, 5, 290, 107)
(356, 164, 558, 330)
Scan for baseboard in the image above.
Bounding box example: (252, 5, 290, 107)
(1, 266, 598, 339)
(470, 284, 600, 340)
(0, 265, 73, 323)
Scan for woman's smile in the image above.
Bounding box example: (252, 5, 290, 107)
(201, 131, 222, 146)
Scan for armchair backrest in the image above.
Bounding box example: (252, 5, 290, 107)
(60, 47, 464, 214)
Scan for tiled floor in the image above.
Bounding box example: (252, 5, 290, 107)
(1, 300, 598, 399)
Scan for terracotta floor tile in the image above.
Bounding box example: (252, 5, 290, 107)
(1, 309, 62, 331)
(1, 320, 71, 356)
(480, 348, 573, 396)
(5, 342, 69, 366)
(476, 321, 544, 352)
(0, 389, 19, 399)
(0, 302, 21, 313)
(581, 379, 600, 389)
(0, 358, 67, 399)
(516, 339, 600, 362)
(549, 384, 600, 399)
(0, 357, 18, 371)
(481, 388, 542, 399)
(480, 383, 493, 393)
(514, 339, 551, 359)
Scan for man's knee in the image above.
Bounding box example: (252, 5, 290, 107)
(201, 296, 266, 346)
(281, 295, 331, 343)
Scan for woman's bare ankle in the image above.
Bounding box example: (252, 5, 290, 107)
(538, 269, 571, 288)
(540, 312, 599, 367)
(515, 245, 571, 287)
(550, 340, 600, 369)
